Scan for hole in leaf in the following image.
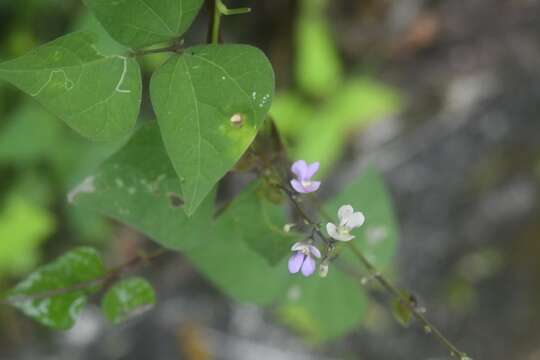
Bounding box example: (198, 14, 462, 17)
(167, 192, 184, 208)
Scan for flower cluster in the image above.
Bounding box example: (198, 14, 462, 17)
(287, 160, 366, 278)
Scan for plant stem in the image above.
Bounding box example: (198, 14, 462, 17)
(279, 184, 330, 246)
(211, 0, 222, 44)
(280, 182, 468, 359)
(347, 242, 467, 359)
(211, 0, 252, 44)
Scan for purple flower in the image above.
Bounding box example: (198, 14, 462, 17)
(288, 242, 321, 277)
(290, 160, 321, 193)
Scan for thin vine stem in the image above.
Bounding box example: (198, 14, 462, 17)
(211, 0, 251, 44)
(347, 243, 467, 358)
(211, 0, 222, 44)
(277, 178, 469, 359)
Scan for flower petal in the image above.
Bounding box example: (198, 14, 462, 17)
(291, 160, 308, 180)
(308, 245, 321, 258)
(303, 181, 321, 193)
(291, 242, 304, 251)
(334, 233, 355, 242)
(338, 205, 354, 225)
(346, 211, 365, 229)
(305, 162, 320, 179)
(327, 222, 355, 241)
(288, 252, 305, 274)
(301, 256, 316, 277)
(326, 222, 339, 239)
(290, 179, 307, 193)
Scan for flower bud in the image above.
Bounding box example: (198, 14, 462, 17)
(283, 223, 295, 233)
(319, 261, 329, 278)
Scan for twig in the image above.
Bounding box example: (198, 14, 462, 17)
(210, 0, 252, 44)
(211, 0, 222, 44)
(347, 243, 467, 359)
(279, 183, 469, 359)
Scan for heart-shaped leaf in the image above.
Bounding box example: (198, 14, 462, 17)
(83, 0, 204, 48)
(150, 44, 275, 215)
(0, 31, 142, 141)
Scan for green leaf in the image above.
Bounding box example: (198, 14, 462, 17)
(83, 0, 204, 48)
(150, 44, 275, 215)
(5, 247, 106, 330)
(225, 182, 295, 265)
(270, 92, 315, 138)
(185, 218, 289, 305)
(0, 31, 142, 141)
(325, 167, 398, 270)
(0, 102, 62, 164)
(295, 78, 401, 173)
(391, 291, 415, 327)
(101, 277, 156, 324)
(75, 11, 128, 56)
(296, 0, 342, 98)
(279, 269, 367, 341)
(71, 123, 215, 252)
(0, 195, 55, 274)
(74, 125, 288, 304)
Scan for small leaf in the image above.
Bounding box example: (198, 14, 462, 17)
(295, 78, 401, 173)
(392, 291, 415, 327)
(5, 247, 106, 330)
(224, 181, 294, 265)
(0, 31, 142, 141)
(279, 269, 368, 341)
(296, 0, 342, 98)
(101, 277, 156, 324)
(83, 0, 204, 48)
(0, 194, 55, 274)
(150, 44, 275, 215)
(0, 102, 62, 163)
(270, 92, 315, 138)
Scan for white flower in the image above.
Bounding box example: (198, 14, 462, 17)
(326, 204, 365, 241)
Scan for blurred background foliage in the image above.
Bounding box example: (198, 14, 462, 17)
(272, 0, 401, 174)
(1, 0, 540, 359)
